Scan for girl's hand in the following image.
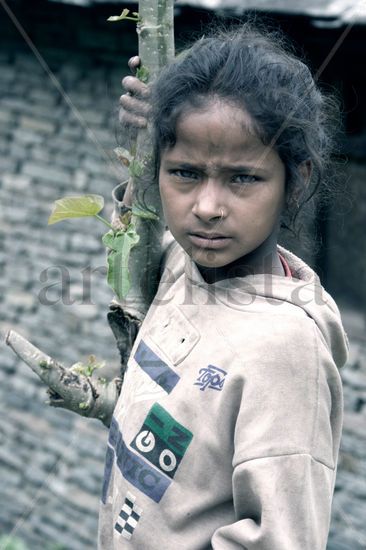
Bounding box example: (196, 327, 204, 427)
(119, 56, 151, 128)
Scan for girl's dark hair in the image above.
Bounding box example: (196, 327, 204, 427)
(150, 22, 341, 235)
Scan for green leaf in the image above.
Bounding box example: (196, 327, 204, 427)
(107, 8, 140, 22)
(103, 225, 140, 299)
(107, 8, 130, 22)
(129, 159, 144, 178)
(102, 231, 116, 249)
(132, 203, 159, 221)
(48, 195, 104, 225)
(114, 146, 134, 166)
(71, 355, 106, 377)
(136, 65, 150, 84)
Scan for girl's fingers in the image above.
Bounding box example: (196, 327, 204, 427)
(119, 94, 150, 128)
(120, 59, 150, 129)
(119, 93, 151, 117)
(119, 110, 148, 129)
(128, 56, 141, 74)
(122, 76, 150, 98)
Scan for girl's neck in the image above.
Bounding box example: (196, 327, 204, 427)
(197, 247, 285, 284)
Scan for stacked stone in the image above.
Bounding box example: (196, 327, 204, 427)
(0, 45, 129, 549)
(0, 15, 366, 550)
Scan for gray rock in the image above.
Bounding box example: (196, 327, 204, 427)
(72, 169, 88, 190)
(0, 446, 25, 471)
(22, 161, 71, 185)
(78, 109, 106, 126)
(51, 153, 81, 171)
(2, 174, 32, 191)
(0, 66, 16, 81)
(9, 143, 29, 161)
(29, 89, 59, 107)
(31, 145, 51, 162)
(342, 368, 366, 391)
(26, 466, 48, 488)
(0, 157, 17, 172)
(0, 107, 15, 123)
(19, 116, 57, 135)
(13, 128, 44, 145)
(59, 124, 83, 139)
(70, 233, 102, 254)
(15, 54, 43, 73)
(1, 97, 34, 112)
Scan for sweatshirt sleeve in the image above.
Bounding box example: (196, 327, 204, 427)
(211, 453, 335, 549)
(211, 319, 343, 550)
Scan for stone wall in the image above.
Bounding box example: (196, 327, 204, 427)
(0, 57, 126, 550)
(325, 160, 366, 309)
(1, 3, 130, 547)
(0, 2, 366, 549)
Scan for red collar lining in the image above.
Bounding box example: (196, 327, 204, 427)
(279, 253, 292, 278)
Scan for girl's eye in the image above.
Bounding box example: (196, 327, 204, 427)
(231, 174, 258, 185)
(170, 169, 198, 180)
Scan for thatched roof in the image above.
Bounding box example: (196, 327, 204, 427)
(48, 0, 366, 25)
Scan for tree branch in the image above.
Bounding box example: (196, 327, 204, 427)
(5, 329, 121, 427)
(111, 0, 175, 322)
(5, 0, 175, 424)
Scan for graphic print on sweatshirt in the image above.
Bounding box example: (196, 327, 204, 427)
(194, 365, 227, 392)
(102, 417, 171, 504)
(112, 339, 180, 422)
(133, 340, 180, 393)
(131, 403, 193, 479)
(102, 407, 193, 504)
(114, 492, 142, 541)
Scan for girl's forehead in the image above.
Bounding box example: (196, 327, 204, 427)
(161, 99, 284, 172)
(174, 101, 264, 155)
(178, 98, 256, 132)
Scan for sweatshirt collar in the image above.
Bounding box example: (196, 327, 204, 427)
(183, 245, 348, 369)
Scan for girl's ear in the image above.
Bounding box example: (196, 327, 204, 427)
(299, 159, 312, 186)
(286, 160, 313, 212)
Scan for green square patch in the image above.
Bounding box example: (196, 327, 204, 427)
(131, 403, 193, 478)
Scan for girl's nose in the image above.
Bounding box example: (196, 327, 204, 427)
(192, 179, 226, 223)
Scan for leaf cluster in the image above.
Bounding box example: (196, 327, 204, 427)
(102, 226, 140, 299)
(107, 8, 140, 23)
(48, 194, 147, 299)
(70, 354, 106, 377)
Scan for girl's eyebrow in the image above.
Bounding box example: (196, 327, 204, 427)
(162, 160, 268, 174)
(163, 161, 205, 170)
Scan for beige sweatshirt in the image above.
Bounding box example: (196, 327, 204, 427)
(99, 202, 348, 549)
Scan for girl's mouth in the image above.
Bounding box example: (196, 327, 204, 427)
(188, 233, 231, 249)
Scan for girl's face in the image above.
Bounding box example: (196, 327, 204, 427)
(159, 99, 286, 280)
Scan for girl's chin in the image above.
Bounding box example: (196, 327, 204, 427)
(192, 252, 233, 269)
(184, 244, 242, 268)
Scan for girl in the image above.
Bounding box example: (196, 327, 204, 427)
(99, 24, 348, 549)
